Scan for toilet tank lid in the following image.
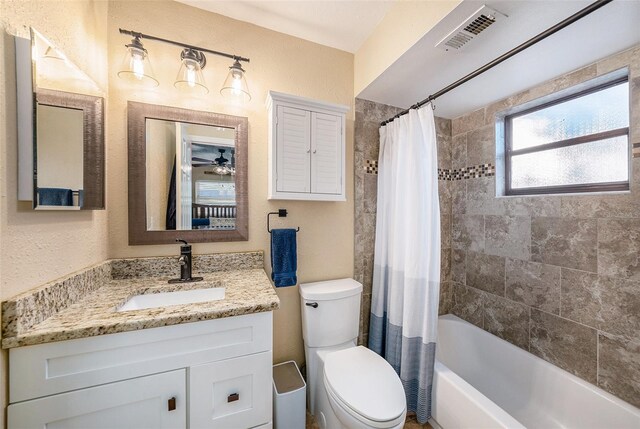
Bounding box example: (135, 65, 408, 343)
(299, 278, 362, 301)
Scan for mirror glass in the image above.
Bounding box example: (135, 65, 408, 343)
(145, 119, 238, 231)
(128, 101, 248, 245)
(30, 28, 105, 210)
(36, 104, 84, 208)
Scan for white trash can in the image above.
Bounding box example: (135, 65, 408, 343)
(273, 360, 306, 429)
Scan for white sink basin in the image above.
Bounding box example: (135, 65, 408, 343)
(117, 287, 225, 312)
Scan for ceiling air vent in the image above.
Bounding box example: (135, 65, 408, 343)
(436, 5, 506, 52)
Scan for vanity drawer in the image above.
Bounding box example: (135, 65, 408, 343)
(189, 351, 272, 429)
(8, 369, 186, 429)
(10, 312, 272, 403)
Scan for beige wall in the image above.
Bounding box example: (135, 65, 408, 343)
(0, 0, 109, 299)
(0, 0, 109, 424)
(0, 0, 354, 422)
(354, 0, 460, 96)
(106, 0, 355, 366)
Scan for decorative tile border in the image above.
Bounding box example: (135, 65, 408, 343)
(449, 164, 496, 180)
(365, 159, 495, 181)
(365, 159, 379, 174)
(633, 143, 640, 158)
(438, 169, 452, 180)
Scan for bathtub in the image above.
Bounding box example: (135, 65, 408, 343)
(430, 314, 640, 429)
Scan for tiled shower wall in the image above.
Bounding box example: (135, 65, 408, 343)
(355, 44, 640, 409)
(450, 44, 640, 408)
(354, 99, 453, 347)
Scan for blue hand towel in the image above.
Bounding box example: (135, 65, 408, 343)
(270, 228, 297, 287)
(38, 188, 73, 206)
(192, 218, 210, 227)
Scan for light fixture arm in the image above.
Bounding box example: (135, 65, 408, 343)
(125, 35, 146, 52)
(118, 28, 250, 63)
(181, 48, 207, 69)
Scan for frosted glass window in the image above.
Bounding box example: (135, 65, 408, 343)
(195, 181, 235, 205)
(505, 76, 630, 195)
(511, 82, 629, 151)
(511, 136, 628, 189)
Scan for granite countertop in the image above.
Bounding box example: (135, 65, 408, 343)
(2, 253, 280, 349)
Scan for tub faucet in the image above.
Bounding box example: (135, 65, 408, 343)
(168, 239, 203, 283)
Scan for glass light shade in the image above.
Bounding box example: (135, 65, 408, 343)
(212, 164, 229, 175)
(220, 63, 251, 102)
(117, 45, 158, 87)
(174, 57, 208, 95)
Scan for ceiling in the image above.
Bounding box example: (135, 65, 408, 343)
(359, 0, 640, 118)
(175, 0, 395, 53)
(177, 0, 640, 119)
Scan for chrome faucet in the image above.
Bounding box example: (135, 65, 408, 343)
(168, 239, 203, 283)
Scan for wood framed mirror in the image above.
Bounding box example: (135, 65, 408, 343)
(127, 101, 248, 245)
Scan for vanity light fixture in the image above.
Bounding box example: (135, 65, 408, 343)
(220, 59, 251, 102)
(174, 48, 208, 94)
(117, 35, 159, 87)
(118, 28, 251, 100)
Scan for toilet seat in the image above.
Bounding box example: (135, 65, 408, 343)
(324, 379, 406, 429)
(323, 346, 406, 428)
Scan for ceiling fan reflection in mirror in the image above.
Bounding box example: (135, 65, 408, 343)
(193, 148, 235, 176)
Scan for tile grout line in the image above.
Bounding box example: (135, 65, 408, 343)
(481, 287, 485, 330)
(528, 305, 532, 353)
(596, 217, 600, 281)
(594, 217, 600, 383)
(504, 251, 508, 298)
(559, 265, 563, 318)
(596, 330, 600, 386)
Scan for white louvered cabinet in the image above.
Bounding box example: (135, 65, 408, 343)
(267, 91, 349, 201)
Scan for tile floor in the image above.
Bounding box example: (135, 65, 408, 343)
(305, 411, 433, 428)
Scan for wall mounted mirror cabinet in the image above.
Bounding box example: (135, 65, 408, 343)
(16, 28, 105, 210)
(127, 102, 248, 245)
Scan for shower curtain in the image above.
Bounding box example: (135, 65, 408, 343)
(369, 106, 441, 424)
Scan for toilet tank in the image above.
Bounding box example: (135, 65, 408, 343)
(300, 278, 363, 348)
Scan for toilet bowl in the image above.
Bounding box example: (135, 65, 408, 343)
(300, 279, 407, 429)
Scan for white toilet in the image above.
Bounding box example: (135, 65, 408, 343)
(300, 278, 407, 429)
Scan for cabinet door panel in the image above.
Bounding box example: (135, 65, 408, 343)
(8, 369, 186, 429)
(311, 112, 342, 194)
(276, 106, 311, 193)
(190, 351, 271, 429)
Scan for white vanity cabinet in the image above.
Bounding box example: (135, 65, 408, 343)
(7, 312, 273, 429)
(267, 91, 349, 201)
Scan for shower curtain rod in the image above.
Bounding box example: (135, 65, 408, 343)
(380, 0, 614, 127)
